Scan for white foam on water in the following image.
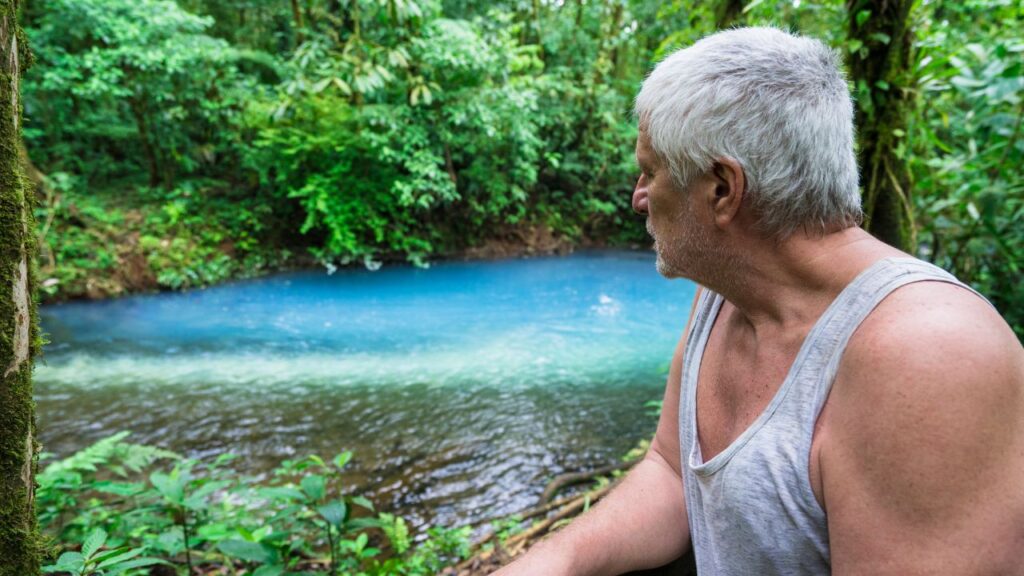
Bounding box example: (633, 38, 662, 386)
(36, 326, 661, 390)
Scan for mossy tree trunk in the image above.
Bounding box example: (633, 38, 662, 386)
(0, 1, 39, 574)
(847, 0, 917, 252)
(290, 0, 304, 45)
(715, 0, 746, 29)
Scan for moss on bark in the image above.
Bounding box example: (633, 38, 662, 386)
(0, 0, 41, 574)
(715, 0, 746, 29)
(848, 0, 918, 252)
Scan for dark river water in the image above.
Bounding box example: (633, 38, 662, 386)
(36, 250, 696, 531)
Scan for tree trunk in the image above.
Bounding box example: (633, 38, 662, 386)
(847, 0, 917, 252)
(290, 0, 304, 44)
(0, 1, 40, 574)
(128, 95, 161, 189)
(532, 0, 546, 61)
(715, 0, 746, 29)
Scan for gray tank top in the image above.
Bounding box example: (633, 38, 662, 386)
(679, 257, 987, 575)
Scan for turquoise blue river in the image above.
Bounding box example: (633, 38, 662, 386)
(36, 250, 696, 530)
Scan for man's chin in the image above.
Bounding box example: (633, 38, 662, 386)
(655, 254, 683, 279)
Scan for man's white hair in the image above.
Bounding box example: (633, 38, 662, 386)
(635, 27, 862, 238)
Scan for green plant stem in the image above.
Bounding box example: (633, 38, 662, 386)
(324, 524, 336, 576)
(181, 508, 194, 575)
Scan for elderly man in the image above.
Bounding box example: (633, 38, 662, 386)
(496, 27, 1024, 576)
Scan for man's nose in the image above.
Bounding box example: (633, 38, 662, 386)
(632, 175, 649, 214)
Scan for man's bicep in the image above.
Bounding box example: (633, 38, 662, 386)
(822, 286, 1024, 574)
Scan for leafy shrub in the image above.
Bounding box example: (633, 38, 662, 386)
(911, 9, 1024, 337)
(38, 434, 471, 576)
(24, 0, 263, 189)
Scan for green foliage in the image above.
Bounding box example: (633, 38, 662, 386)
(244, 12, 564, 264)
(24, 0, 264, 188)
(37, 435, 472, 576)
(910, 1, 1024, 338)
(488, 515, 524, 546)
(22, 0, 1024, 337)
(28, 0, 653, 287)
(43, 528, 167, 576)
(35, 181, 294, 298)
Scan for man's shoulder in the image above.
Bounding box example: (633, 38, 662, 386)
(842, 278, 1020, 383)
(832, 276, 1023, 430)
(827, 273, 1024, 496)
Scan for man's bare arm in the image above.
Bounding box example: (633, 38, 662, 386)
(493, 290, 700, 576)
(821, 282, 1024, 575)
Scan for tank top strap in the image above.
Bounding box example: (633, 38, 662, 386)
(804, 256, 991, 411)
(684, 286, 721, 360)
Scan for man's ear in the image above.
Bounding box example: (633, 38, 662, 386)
(706, 157, 745, 230)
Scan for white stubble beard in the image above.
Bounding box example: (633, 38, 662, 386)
(647, 199, 711, 280)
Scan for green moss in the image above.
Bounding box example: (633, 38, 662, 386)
(0, 3, 41, 572)
(848, 0, 918, 252)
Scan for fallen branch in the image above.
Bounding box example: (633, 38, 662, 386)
(540, 460, 634, 503)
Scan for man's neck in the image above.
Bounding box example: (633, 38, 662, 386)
(697, 227, 904, 336)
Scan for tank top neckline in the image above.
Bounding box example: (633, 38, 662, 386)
(688, 256, 916, 476)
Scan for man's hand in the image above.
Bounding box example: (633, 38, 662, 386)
(491, 449, 689, 576)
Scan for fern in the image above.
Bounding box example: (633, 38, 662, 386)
(40, 432, 179, 482)
(36, 433, 181, 530)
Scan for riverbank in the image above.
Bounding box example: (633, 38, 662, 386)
(38, 184, 648, 305)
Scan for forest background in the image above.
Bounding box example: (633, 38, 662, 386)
(24, 0, 1024, 338)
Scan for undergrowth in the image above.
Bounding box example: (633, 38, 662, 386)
(38, 433, 474, 576)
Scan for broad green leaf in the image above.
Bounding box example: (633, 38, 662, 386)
(333, 451, 352, 470)
(300, 474, 326, 502)
(742, 0, 766, 14)
(95, 548, 144, 569)
(106, 558, 169, 575)
(351, 495, 375, 511)
(312, 78, 331, 93)
(318, 500, 347, 528)
(90, 547, 132, 565)
(150, 471, 185, 504)
(218, 539, 274, 563)
(43, 552, 84, 573)
(82, 528, 108, 559)
(94, 481, 145, 496)
(259, 486, 306, 501)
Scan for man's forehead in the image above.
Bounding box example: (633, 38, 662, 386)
(635, 129, 655, 160)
